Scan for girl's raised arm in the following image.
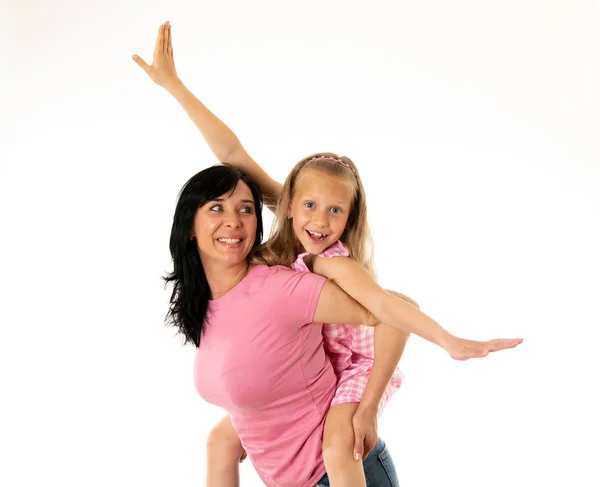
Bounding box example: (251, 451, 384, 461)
(132, 22, 282, 210)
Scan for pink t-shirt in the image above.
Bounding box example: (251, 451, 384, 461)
(193, 264, 332, 487)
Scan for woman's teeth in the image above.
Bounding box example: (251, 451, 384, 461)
(218, 238, 242, 244)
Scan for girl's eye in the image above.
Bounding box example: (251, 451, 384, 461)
(240, 206, 253, 214)
(330, 207, 343, 214)
(304, 202, 315, 209)
(209, 205, 223, 212)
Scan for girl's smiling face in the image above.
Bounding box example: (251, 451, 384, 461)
(288, 168, 354, 254)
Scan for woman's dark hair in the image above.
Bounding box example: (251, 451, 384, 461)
(163, 164, 264, 347)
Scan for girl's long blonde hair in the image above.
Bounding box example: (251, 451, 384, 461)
(252, 152, 376, 278)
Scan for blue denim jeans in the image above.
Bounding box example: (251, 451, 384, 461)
(314, 438, 399, 487)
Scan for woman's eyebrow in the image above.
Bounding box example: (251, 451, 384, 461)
(209, 198, 254, 206)
(211, 198, 254, 205)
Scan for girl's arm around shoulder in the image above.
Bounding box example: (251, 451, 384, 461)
(310, 254, 450, 344)
(312, 279, 379, 327)
(308, 255, 416, 320)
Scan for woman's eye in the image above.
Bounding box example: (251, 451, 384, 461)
(209, 205, 223, 212)
(240, 206, 253, 214)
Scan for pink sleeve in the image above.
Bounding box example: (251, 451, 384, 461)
(322, 240, 350, 258)
(268, 266, 327, 324)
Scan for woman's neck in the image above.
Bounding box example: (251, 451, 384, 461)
(204, 260, 251, 300)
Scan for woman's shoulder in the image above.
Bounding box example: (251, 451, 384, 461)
(245, 264, 325, 299)
(249, 263, 310, 280)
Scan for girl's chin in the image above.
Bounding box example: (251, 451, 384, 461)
(303, 239, 329, 252)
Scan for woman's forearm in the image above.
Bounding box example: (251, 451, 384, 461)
(165, 79, 243, 162)
(359, 325, 409, 413)
(360, 291, 415, 411)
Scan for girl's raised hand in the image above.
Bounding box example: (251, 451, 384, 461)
(132, 22, 179, 89)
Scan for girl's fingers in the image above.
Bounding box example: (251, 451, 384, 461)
(486, 338, 523, 352)
(166, 22, 172, 56)
(163, 21, 169, 53)
(154, 24, 164, 58)
(132, 54, 151, 74)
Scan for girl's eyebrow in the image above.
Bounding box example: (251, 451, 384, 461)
(302, 194, 349, 205)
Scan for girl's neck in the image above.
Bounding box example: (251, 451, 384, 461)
(204, 260, 251, 300)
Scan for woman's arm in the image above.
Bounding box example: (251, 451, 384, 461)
(359, 291, 416, 412)
(359, 291, 415, 408)
(312, 256, 523, 359)
(132, 22, 282, 210)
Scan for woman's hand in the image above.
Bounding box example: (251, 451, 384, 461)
(352, 405, 379, 461)
(442, 335, 523, 360)
(132, 22, 180, 89)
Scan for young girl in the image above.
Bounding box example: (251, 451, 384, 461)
(133, 22, 522, 487)
(253, 152, 413, 487)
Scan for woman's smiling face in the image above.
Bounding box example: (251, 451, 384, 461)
(192, 181, 258, 269)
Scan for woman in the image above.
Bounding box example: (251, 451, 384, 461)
(164, 163, 521, 487)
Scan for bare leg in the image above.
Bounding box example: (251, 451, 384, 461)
(322, 402, 366, 487)
(206, 415, 245, 487)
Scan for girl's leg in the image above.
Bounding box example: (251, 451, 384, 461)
(361, 437, 399, 487)
(206, 415, 245, 487)
(322, 402, 366, 487)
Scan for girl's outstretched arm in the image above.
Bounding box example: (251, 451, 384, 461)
(132, 22, 282, 210)
(309, 255, 523, 360)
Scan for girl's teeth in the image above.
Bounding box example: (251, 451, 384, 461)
(218, 238, 242, 244)
(308, 231, 326, 240)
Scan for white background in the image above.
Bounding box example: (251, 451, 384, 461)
(1, 1, 599, 486)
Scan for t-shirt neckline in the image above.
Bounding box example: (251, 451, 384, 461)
(208, 264, 262, 305)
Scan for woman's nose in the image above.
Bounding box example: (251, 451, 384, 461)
(223, 211, 241, 228)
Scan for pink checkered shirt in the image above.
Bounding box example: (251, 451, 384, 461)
(292, 241, 403, 418)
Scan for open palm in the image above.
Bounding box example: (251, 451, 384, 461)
(132, 21, 178, 88)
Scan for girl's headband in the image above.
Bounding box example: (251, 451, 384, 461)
(305, 155, 356, 175)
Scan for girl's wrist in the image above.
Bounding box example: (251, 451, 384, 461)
(164, 77, 184, 94)
(437, 331, 457, 351)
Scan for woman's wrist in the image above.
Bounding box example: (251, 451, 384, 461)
(356, 398, 379, 417)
